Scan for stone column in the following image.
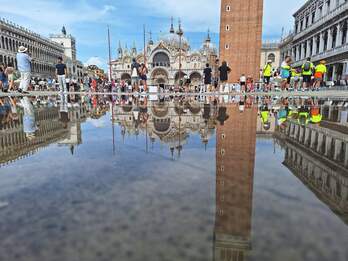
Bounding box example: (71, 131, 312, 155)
(327, 27, 333, 50)
(312, 36, 317, 55)
(323, 1, 328, 14)
(336, 23, 343, 48)
(325, 136, 333, 157)
(306, 39, 311, 58)
(332, 65, 337, 81)
(296, 45, 300, 61)
(334, 139, 343, 161)
(301, 42, 306, 60)
(317, 132, 325, 153)
(310, 130, 317, 149)
(319, 32, 325, 53)
(304, 127, 311, 146)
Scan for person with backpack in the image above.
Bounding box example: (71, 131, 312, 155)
(313, 60, 327, 90)
(301, 57, 314, 90)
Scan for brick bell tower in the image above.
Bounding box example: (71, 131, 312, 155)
(219, 0, 263, 83)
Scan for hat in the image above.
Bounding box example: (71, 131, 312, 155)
(18, 46, 28, 53)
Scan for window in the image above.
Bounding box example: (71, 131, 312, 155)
(225, 44, 229, 50)
(226, 5, 231, 12)
(268, 53, 276, 63)
(226, 25, 230, 31)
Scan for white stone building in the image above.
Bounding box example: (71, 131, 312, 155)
(260, 42, 281, 71)
(0, 18, 64, 79)
(280, 0, 348, 82)
(111, 21, 218, 86)
(50, 27, 84, 81)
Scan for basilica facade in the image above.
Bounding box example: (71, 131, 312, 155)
(111, 21, 218, 86)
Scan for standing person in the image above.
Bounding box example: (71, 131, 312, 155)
(139, 63, 148, 92)
(292, 68, 301, 91)
(218, 61, 231, 93)
(239, 74, 246, 92)
(280, 56, 292, 91)
(203, 63, 212, 93)
(56, 57, 67, 93)
(0, 65, 9, 92)
(301, 57, 314, 90)
(16, 46, 32, 94)
(5, 62, 15, 91)
(263, 60, 273, 92)
(313, 60, 327, 90)
(131, 58, 140, 92)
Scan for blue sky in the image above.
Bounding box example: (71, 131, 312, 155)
(0, 0, 304, 69)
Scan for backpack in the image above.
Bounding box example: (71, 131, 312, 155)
(303, 62, 311, 71)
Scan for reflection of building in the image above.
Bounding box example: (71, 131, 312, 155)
(0, 18, 64, 79)
(113, 100, 217, 155)
(219, 0, 263, 81)
(214, 105, 257, 260)
(280, 0, 348, 82)
(260, 42, 280, 71)
(0, 107, 68, 166)
(275, 126, 348, 224)
(111, 20, 218, 86)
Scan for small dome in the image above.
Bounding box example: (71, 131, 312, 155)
(160, 33, 190, 51)
(201, 42, 217, 55)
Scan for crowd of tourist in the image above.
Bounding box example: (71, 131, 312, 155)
(1, 45, 347, 95)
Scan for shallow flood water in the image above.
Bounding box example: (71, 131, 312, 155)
(0, 94, 347, 261)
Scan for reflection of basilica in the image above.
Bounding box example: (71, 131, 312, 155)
(214, 105, 257, 260)
(113, 100, 218, 156)
(111, 19, 218, 86)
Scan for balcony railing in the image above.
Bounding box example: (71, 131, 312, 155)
(294, 2, 348, 41)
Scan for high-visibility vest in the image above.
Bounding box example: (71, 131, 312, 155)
(261, 111, 269, 124)
(263, 64, 272, 77)
(311, 114, 322, 123)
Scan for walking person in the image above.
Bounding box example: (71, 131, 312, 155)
(131, 58, 140, 92)
(262, 60, 273, 92)
(56, 57, 67, 93)
(5, 62, 15, 91)
(16, 46, 32, 94)
(280, 56, 292, 91)
(0, 64, 9, 92)
(218, 61, 231, 93)
(139, 63, 148, 92)
(313, 60, 327, 90)
(203, 63, 212, 93)
(301, 57, 314, 90)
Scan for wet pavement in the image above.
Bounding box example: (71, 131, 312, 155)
(0, 94, 347, 261)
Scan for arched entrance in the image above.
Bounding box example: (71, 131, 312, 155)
(174, 71, 187, 84)
(121, 73, 131, 82)
(151, 68, 169, 85)
(152, 52, 170, 67)
(189, 72, 202, 85)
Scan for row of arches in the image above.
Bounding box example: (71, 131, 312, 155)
(120, 69, 203, 85)
(0, 34, 62, 64)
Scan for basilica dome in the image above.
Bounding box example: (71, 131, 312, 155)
(160, 32, 190, 51)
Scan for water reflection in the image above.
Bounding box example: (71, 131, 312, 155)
(0, 94, 348, 260)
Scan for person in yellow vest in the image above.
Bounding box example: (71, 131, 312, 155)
(263, 60, 273, 92)
(301, 57, 315, 90)
(313, 60, 327, 90)
(310, 106, 322, 124)
(298, 106, 310, 125)
(260, 105, 271, 131)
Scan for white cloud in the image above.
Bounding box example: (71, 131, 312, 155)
(84, 56, 106, 68)
(0, 0, 117, 34)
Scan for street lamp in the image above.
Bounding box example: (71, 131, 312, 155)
(177, 19, 183, 86)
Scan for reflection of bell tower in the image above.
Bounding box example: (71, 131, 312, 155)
(214, 105, 257, 260)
